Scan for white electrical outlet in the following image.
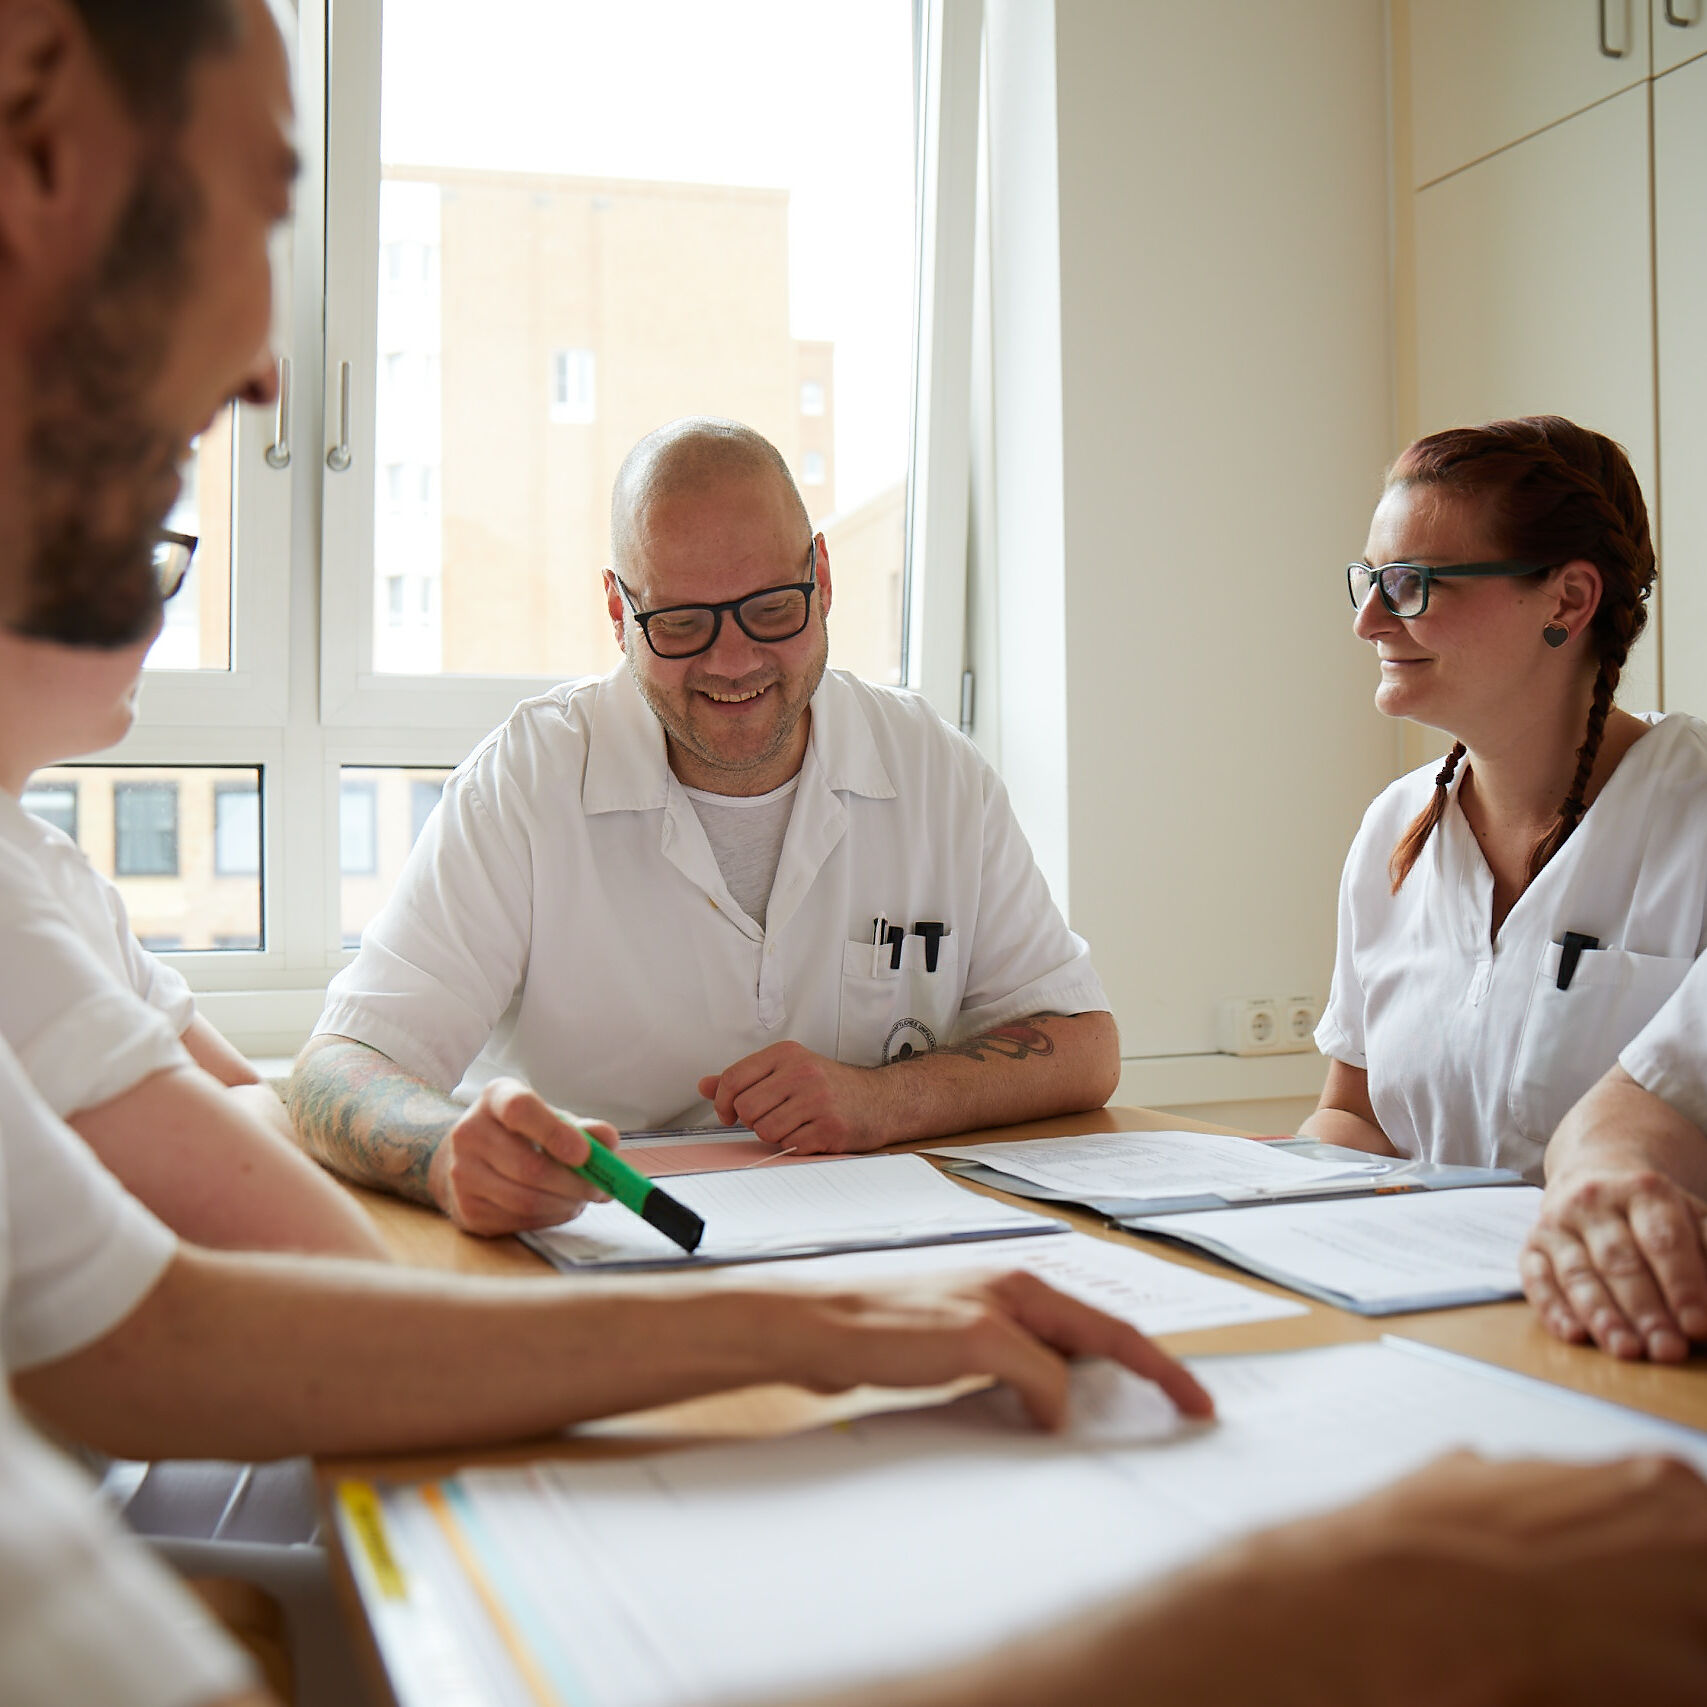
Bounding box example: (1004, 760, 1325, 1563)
(1281, 994, 1320, 1048)
(1218, 995, 1321, 1056)
(1217, 997, 1283, 1056)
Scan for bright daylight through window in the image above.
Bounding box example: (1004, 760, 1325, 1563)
(370, 0, 915, 686)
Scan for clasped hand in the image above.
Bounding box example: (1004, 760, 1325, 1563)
(699, 1040, 897, 1153)
(1522, 1165, 1707, 1361)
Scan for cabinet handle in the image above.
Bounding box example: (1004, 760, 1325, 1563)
(1598, 0, 1629, 55)
(1664, 0, 1696, 27)
(263, 356, 291, 469)
(326, 360, 353, 472)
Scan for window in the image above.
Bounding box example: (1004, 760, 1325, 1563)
(114, 783, 180, 878)
(339, 780, 379, 876)
(36, 767, 264, 952)
(410, 777, 445, 844)
(549, 348, 597, 425)
(323, 0, 919, 705)
(86, 3, 959, 1047)
(339, 768, 455, 947)
(214, 782, 261, 877)
(21, 783, 77, 840)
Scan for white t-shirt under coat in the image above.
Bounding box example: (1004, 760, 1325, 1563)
(1316, 713, 1707, 1180)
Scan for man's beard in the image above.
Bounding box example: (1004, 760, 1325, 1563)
(11, 150, 200, 649)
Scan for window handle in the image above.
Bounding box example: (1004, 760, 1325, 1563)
(1598, 0, 1629, 55)
(326, 360, 353, 472)
(264, 356, 291, 469)
(1665, 0, 1696, 27)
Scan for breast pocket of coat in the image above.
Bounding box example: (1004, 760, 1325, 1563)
(1508, 943, 1697, 1149)
(836, 932, 963, 1068)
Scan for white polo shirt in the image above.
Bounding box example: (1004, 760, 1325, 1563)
(1621, 952, 1707, 1133)
(318, 667, 1109, 1129)
(0, 793, 194, 1117)
(1315, 713, 1707, 1180)
(0, 1042, 250, 1705)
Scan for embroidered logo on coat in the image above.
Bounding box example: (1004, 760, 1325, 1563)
(883, 1018, 938, 1063)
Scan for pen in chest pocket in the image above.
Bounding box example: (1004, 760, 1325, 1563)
(871, 915, 904, 975)
(1556, 931, 1600, 991)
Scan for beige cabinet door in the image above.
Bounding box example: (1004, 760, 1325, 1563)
(1408, 0, 1650, 187)
(1413, 84, 1660, 709)
(1654, 0, 1707, 75)
(1655, 53, 1707, 713)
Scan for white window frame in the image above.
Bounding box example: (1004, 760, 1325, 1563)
(72, 0, 977, 1054)
(904, 0, 981, 722)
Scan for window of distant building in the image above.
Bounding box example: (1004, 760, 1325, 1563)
(802, 450, 826, 486)
(410, 778, 444, 845)
(20, 783, 77, 840)
(549, 348, 597, 424)
(214, 781, 261, 878)
(339, 779, 380, 875)
(801, 380, 825, 416)
(114, 783, 180, 877)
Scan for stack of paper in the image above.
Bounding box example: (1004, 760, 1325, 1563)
(339, 1339, 1707, 1707)
(617, 1125, 818, 1177)
(522, 1153, 1059, 1270)
(1128, 1185, 1545, 1314)
(929, 1129, 1391, 1212)
(721, 1230, 1309, 1336)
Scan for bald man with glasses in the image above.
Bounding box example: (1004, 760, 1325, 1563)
(292, 417, 1120, 1236)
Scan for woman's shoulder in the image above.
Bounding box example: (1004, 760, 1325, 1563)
(1353, 754, 1455, 843)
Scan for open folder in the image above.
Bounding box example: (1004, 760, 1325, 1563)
(521, 1152, 1060, 1270)
(1125, 1184, 1545, 1314)
(335, 1339, 1707, 1707)
(930, 1130, 1524, 1217)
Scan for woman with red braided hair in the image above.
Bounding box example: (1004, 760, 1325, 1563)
(1304, 417, 1707, 1215)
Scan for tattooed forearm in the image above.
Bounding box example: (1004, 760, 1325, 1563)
(927, 1013, 1065, 1067)
(286, 1038, 458, 1203)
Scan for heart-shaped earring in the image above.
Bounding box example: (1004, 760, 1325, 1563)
(1543, 624, 1569, 649)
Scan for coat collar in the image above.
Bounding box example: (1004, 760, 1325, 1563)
(581, 665, 896, 815)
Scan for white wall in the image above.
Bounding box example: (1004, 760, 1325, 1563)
(982, 0, 1400, 1102)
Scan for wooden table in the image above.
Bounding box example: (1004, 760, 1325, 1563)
(335, 1102, 1707, 1448)
(323, 1104, 1707, 1702)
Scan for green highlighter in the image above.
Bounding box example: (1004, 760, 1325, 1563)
(567, 1125, 705, 1254)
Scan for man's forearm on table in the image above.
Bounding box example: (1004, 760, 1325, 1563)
(17, 1247, 797, 1462)
(286, 1037, 458, 1203)
(880, 1010, 1120, 1143)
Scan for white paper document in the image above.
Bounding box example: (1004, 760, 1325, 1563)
(523, 1153, 1057, 1269)
(929, 1128, 1387, 1204)
(1130, 1185, 1543, 1313)
(731, 1230, 1308, 1335)
(347, 1340, 1707, 1707)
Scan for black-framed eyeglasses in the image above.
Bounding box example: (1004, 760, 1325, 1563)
(617, 544, 818, 660)
(1346, 558, 1559, 619)
(154, 530, 198, 602)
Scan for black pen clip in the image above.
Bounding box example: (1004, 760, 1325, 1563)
(913, 921, 946, 974)
(885, 924, 905, 970)
(1556, 931, 1599, 992)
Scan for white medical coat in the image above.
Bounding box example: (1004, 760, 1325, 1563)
(317, 667, 1108, 1129)
(1315, 713, 1707, 1180)
(1622, 947, 1707, 1133)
